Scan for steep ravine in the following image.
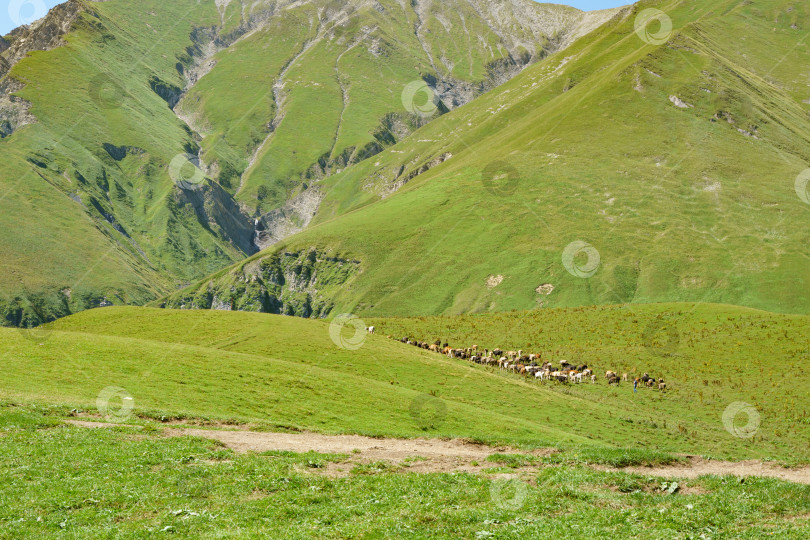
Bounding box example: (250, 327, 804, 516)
(245, 12, 610, 252)
(169, 0, 620, 256)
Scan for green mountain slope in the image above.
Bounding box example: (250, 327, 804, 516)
(165, 0, 810, 317)
(0, 0, 605, 326)
(0, 0, 244, 326)
(173, 0, 615, 243)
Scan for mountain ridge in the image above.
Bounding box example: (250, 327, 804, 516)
(160, 0, 810, 318)
(0, 0, 610, 326)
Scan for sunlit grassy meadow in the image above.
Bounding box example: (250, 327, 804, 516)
(0, 303, 803, 463)
(1, 401, 809, 539)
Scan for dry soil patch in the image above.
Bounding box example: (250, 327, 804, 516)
(63, 420, 810, 484)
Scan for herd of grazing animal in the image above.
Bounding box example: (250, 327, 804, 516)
(395, 337, 668, 391)
(605, 371, 666, 390)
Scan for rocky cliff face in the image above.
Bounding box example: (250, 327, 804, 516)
(161, 248, 360, 318)
(254, 188, 325, 251)
(0, 78, 35, 137)
(0, 0, 85, 73)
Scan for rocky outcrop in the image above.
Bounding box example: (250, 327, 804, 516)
(428, 55, 532, 112)
(0, 0, 88, 137)
(148, 75, 183, 109)
(558, 6, 627, 50)
(162, 248, 360, 318)
(254, 188, 325, 251)
(382, 152, 453, 197)
(0, 78, 35, 137)
(0, 0, 86, 75)
(102, 143, 146, 162)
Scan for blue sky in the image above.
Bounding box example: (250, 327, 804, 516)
(2, 0, 630, 36)
(552, 1, 629, 11)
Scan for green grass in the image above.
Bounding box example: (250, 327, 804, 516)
(370, 302, 810, 461)
(540, 447, 685, 469)
(0, 303, 804, 463)
(224, 0, 584, 209)
(486, 453, 539, 468)
(2, 304, 809, 536)
(2, 402, 810, 539)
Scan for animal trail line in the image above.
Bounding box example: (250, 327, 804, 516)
(64, 420, 810, 485)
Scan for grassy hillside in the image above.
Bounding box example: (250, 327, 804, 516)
(171, 0, 607, 241)
(0, 0, 246, 326)
(0, 303, 802, 462)
(370, 302, 810, 458)
(195, 0, 586, 212)
(3, 303, 810, 537)
(0, 0, 604, 326)
(165, 0, 810, 317)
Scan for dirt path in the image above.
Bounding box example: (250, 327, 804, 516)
(608, 457, 810, 486)
(64, 420, 810, 484)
